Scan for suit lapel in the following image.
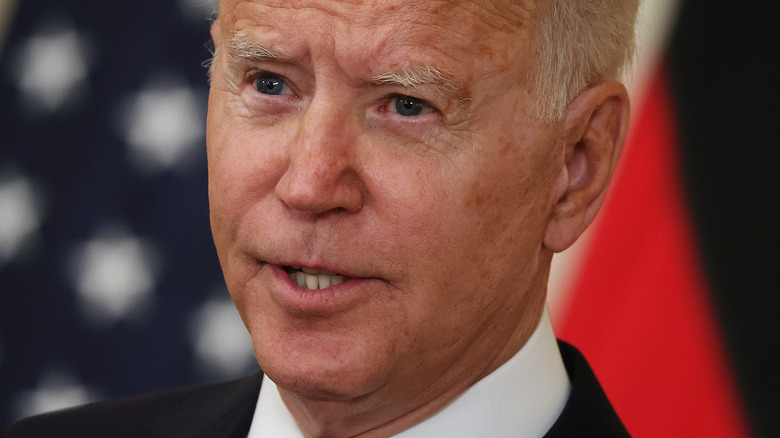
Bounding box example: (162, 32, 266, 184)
(544, 342, 630, 437)
(150, 372, 264, 438)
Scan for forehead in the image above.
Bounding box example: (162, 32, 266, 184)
(218, 0, 539, 77)
(222, 0, 536, 29)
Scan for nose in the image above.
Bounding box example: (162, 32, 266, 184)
(274, 99, 364, 215)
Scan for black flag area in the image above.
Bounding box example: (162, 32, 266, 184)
(668, 1, 780, 436)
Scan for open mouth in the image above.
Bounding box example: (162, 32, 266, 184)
(284, 266, 349, 290)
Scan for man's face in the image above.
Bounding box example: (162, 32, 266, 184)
(208, 0, 562, 407)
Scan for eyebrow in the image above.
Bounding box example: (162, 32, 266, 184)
(372, 66, 462, 96)
(227, 31, 464, 98)
(228, 30, 291, 62)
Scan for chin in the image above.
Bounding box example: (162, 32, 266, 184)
(252, 328, 393, 402)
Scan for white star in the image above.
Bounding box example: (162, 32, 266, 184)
(118, 75, 206, 173)
(11, 21, 91, 113)
(66, 226, 159, 325)
(13, 370, 100, 421)
(0, 171, 44, 266)
(189, 294, 256, 378)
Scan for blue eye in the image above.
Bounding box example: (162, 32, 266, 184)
(393, 95, 426, 117)
(255, 74, 286, 95)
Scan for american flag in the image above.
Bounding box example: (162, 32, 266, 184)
(0, 0, 258, 428)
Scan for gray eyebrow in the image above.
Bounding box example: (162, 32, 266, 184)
(227, 32, 463, 98)
(228, 30, 291, 62)
(372, 66, 461, 95)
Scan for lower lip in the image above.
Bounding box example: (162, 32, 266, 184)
(268, 264, 372, 315)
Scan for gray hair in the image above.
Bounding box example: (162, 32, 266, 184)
(208, 0, 639, 121)
(534, 0, 639, 120)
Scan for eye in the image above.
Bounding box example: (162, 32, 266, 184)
(391, 95, 431, 117)
(255, 74, 290, 96)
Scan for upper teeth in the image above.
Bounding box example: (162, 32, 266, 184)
(288, 267, 346, 290)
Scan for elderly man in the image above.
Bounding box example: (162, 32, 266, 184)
(4, 0, 638, 436)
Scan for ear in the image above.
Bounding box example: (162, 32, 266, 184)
(207, 19, 223, 80)
(543, 81, 630, 252)
(210, 18, 222, 47)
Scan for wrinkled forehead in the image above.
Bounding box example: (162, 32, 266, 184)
(219, 0, 538, 38)
(217, 0, 540, 79)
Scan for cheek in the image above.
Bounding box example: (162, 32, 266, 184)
(207, 113, 289, 241)
(429, 136, 557, 284)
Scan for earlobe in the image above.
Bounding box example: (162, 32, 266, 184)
(543, 81, 630, 252)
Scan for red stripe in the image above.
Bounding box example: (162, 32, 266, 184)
(556, 66, 750, 437)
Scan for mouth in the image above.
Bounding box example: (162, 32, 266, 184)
(283, 266, 351, 290)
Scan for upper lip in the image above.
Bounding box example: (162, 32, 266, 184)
(272, 261, 359, 279)
(284, 265, 345, 276)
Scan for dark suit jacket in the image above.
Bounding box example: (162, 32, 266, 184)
(3, 342, 630, 437)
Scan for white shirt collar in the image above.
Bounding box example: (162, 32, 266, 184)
(247, 307, 570, 438)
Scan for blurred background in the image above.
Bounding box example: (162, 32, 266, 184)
(0, 0, 777, 437)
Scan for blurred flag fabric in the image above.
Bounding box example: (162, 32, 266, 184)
(551, 1, 778, 437)
(1, 0, 778, 437)
(0, 0, 259, 428)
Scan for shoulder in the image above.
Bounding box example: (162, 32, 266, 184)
(2, 372, 263, 438)
(545, 341, 631, 437)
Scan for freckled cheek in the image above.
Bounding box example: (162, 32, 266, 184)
(361, 161, 454, 275)
(208, 121, 289, 240)
(452, 143, 555, 246)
